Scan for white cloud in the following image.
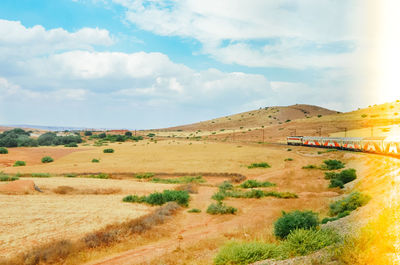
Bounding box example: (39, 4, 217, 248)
(112, 0, 364, 68)
(0, 19, 114, 59)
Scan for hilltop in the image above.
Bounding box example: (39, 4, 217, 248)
(166, 104, 338, 132)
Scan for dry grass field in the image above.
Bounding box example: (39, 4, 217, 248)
(0, 139, 356, 264)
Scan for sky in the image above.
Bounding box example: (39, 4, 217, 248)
(0, 0, 379, 129)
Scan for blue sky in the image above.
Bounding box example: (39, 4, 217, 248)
(0, 0, 372, 129)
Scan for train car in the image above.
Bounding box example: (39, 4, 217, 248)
(341, 137, 363, 151)
(302, 136, 323, 147)
(321, 137, 342, 148)
(361, 137, 385, 153)
(383, 137, 400, 155)
(287, 136, 303, 145)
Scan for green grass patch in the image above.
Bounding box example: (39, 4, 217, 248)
(134, 172, 155, 179)
(212, 189, 297, 201)
(239, 179, 276, 189)
(65, 174, 77, 178)
(151, 176, 205, 184)
(31, 173, 51, 178)
(207, 201, 237, 215)
(284, 158, 293, 161)
(123, 190, 189, 207)
(13, 161, 26, 167)
(41, 156, 54, 163)
(103, 148, 114, 153)
(87, 173, 109, 179)
(321, 159, 345, 170)
(214, 228, 339, 264)
(329, 191, 370, 217)
(91, 158, 100, 163)
(0, 147, 8, 154)
(247, 162, 271, 169)
(188, 208, 201, 213)
(0, 174, 19, 181)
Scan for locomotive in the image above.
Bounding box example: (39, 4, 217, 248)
(287, 136, 400, 155)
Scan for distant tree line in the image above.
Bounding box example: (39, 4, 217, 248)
(0, 129, 82, 147)
(89, 132, 143, 142)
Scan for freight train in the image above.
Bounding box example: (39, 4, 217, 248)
(287, 136, 400, 155)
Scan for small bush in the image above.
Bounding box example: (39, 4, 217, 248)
(31, 173, 51, 178)
(240, 179, 275, 189)
(64, 143, 78, 147)
(134, 172, 154, 179)
(103, 148, 114, 153)
(0, 147, 8, 154)
(280, 228, 341, 256)
(285, 158, 293, 161)
(248, 162, 271, 169)
(0, 174, 19, 181)
(214, 241, 279, 265)
(321, 216, 340, 224)
(287, 148, 292, 151)
(327, 169, 357, 189)
(322, 160, 345, 170)
(41, 156, 54, 163)
(302, 164, 318, 169)
(188, 208, 201, 213)
(219, 181, 233, 191)
(65, 174, 76, 178)
(329, 192, 370, 216)
(123, 190, 190, 207)
(207, 202, 237, 215)
(274, 210, 319, 239)
(92, 158, 100, 163)
(13, 160, 26, 167)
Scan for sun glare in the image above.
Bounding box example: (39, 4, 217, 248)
(378, 0, 400, 103)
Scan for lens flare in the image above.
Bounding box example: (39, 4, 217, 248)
(378, 0, 400, 103)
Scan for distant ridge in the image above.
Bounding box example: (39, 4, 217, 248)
(2, 124, 104, 132)
(164, 104, 338, 131)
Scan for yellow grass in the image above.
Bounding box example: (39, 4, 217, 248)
(1, 141, 287, 175)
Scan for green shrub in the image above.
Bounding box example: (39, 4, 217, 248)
(219, 181, 233, 191)
(13, 161, 26, 167)
(134, 172, 154, 179)
(287, 148, 292, 151)
(91, 158, 100, 163)
(327, 169, 357, 189)
(329, 178, 344, 188)
(0, 174, 19, 181)
(188, 208, 201, 213)
(247, 162, 271, 169)
(329, 192, 370, 216)
(280, 228, 341, 256)
(212, 189, 297, 201)
(321, 216, 340, 224)
(0, 147, 8, 154)
(103, 148, 114, 153)
(264, 191, 298, 199)
(214, 241, 279, 265)
(274, 210, 319, 239)
(88, 173, 109, 179)
(31, 173, 51, 178)
(41, 156, 54, 163)
(151, 176, 205, 184)
(84, 131, 93, 136)
(64, 143, 78, 147)
(212, 190, 227, 201)
(123, 190, 189, 207)
(322, 160, 345, 170)
(65, 174, 77, 178)
(284, 158, 293, 161)
(243, 189, 264, 198)
(207, 202, 237, 215)
(302, 164, 318, 169)
(240, 179, 275, 189)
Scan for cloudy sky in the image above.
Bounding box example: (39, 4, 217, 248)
(0, 0, 376, 129)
